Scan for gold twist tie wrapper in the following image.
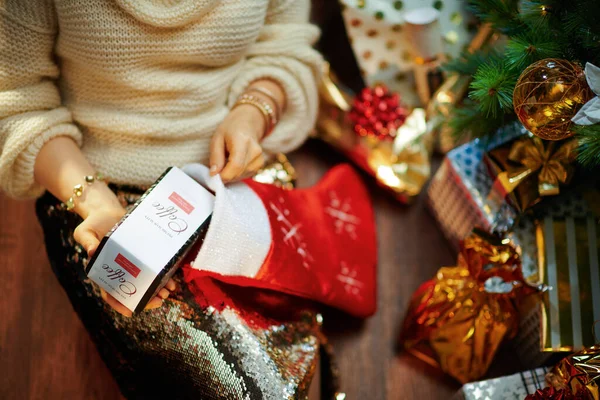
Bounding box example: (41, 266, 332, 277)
(400, 229, 536, 383)
(316, 63, 431, 204)
(487, 136, 577, 212)
(546, 344, 600, 399)
(253, 153, 297, 190)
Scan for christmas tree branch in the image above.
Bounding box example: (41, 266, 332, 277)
(468, 0, 524, 35)
(468, 57, 519, 117)
(443, 50, 498, 76)
(575, 124, 600, 167)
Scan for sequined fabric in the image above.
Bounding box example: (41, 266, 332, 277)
(36, 186, 322, 400)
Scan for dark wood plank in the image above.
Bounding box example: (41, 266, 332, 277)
(0, 197, 122, 400)
(290, 141, 460, 399)
(0, 141, 460, 399)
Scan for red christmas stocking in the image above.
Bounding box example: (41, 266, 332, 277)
(181, 163, 377, 318)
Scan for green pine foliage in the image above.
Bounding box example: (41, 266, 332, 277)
(443, 50, 493, 76)
(467, 0, 523, 35)
(448, 0, 600, 166)
(449, 100, 511, 141)
(504, 32, 562, 69)
(575, 125, 600, 168)
(468, 56, 518, 117)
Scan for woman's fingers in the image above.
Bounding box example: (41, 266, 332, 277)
(247, 151, 265, 173)
(74, 223, 100, 256)
(165, 278, 177, 292)
(101, 289, 133, 317)
(209, 132, 226, 176)
(145, 296, 163, 310)
(238, 152, 265, 181)
(220, 135, 250, 182)
(157, 288, 170, 299)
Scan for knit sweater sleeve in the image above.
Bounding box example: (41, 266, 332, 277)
(0, 0, 82, 199)
(227, 0, 323, 154)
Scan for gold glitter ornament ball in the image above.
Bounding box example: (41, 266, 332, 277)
(513, 58, 592, 140)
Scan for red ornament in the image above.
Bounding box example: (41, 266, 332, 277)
(349, 85, 408, 140)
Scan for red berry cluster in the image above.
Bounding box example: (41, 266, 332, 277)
(349, 85, 408, 140)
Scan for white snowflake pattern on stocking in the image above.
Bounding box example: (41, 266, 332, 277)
(325, 191, 361, 240)
(336, 261, 364, 297)
(269, 196, 313, 269)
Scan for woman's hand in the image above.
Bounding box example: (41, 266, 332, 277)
(33, 137, 175, 317)
(73, 187, 176, 317)
(209, 104, 266, 183)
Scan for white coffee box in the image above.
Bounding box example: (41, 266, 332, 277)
(86, 167, 214, 313)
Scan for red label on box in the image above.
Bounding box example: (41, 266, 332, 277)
(115, 253, 141, 278)
(169, 192, 194, 214)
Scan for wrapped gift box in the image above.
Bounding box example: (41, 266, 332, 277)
(452, 368, 550, 400)
(510, 190, 600, 364)
(426, 122, 527, 250)
(339, 0, 474, 102)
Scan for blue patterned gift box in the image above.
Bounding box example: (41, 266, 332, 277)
(452, 368, 549, 400)
(427, 122, 527, 250)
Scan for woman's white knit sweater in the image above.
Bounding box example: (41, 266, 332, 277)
(0, 0, 322, 198)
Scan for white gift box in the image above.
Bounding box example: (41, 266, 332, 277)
(453, 368, 550, 400)
(86, 167, 214, 313)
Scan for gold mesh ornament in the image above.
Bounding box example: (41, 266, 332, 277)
(513, 58, 592, 140)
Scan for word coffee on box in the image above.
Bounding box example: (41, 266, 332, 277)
(86, 167, 214, 313)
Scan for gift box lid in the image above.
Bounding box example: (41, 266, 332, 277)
(444, 122, 528, 232)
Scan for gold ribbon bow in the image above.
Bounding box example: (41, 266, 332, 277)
(368, 108, 430, 199)
(488, 137, 577, 211)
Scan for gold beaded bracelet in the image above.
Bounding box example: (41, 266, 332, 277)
(63, 173, 105, 211)
(246, 87, 282, 119)
(232, 93, 278, 138)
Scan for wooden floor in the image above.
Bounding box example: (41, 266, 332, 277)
(0, 140, 467, 399)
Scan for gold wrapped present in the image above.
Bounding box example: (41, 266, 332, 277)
(545, 345, 600, 399)
(316, 63, 431, 204)
(400, 229, 536, 383)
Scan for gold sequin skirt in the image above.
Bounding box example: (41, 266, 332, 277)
(35, 185, 325, 400)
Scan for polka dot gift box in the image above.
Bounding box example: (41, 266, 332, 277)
(340, 0, 474, 98)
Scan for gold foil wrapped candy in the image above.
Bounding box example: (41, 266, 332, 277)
(486, 136, 577, 213)
(400, 229, 535, 383)
(316, 63, 431, 204)
(253, 153, 297, 190)
(545, 345, 600, 399)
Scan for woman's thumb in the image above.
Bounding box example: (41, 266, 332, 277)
(74, 224, 100, 257)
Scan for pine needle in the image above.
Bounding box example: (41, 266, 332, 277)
(449, 100, 508, 141)
(505, 32, 563, 69)
(468, 57, 519, 118)
(575, 124, 600, 168)
(443, 50, 498, 76)
(468, 0, 524, 35)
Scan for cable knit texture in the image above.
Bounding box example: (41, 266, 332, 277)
(0, 0, 322, 198)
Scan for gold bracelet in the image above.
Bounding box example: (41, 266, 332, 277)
(246, 87, 282, 119)
(251, 78, 287, 111)
(63, 172, 105, 211)
(232, 93, 278, 137)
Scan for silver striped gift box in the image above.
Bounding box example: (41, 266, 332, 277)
(452, 368, 549, 400)
(537, 213, 600, 351)
(511, 190, 600, 367)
